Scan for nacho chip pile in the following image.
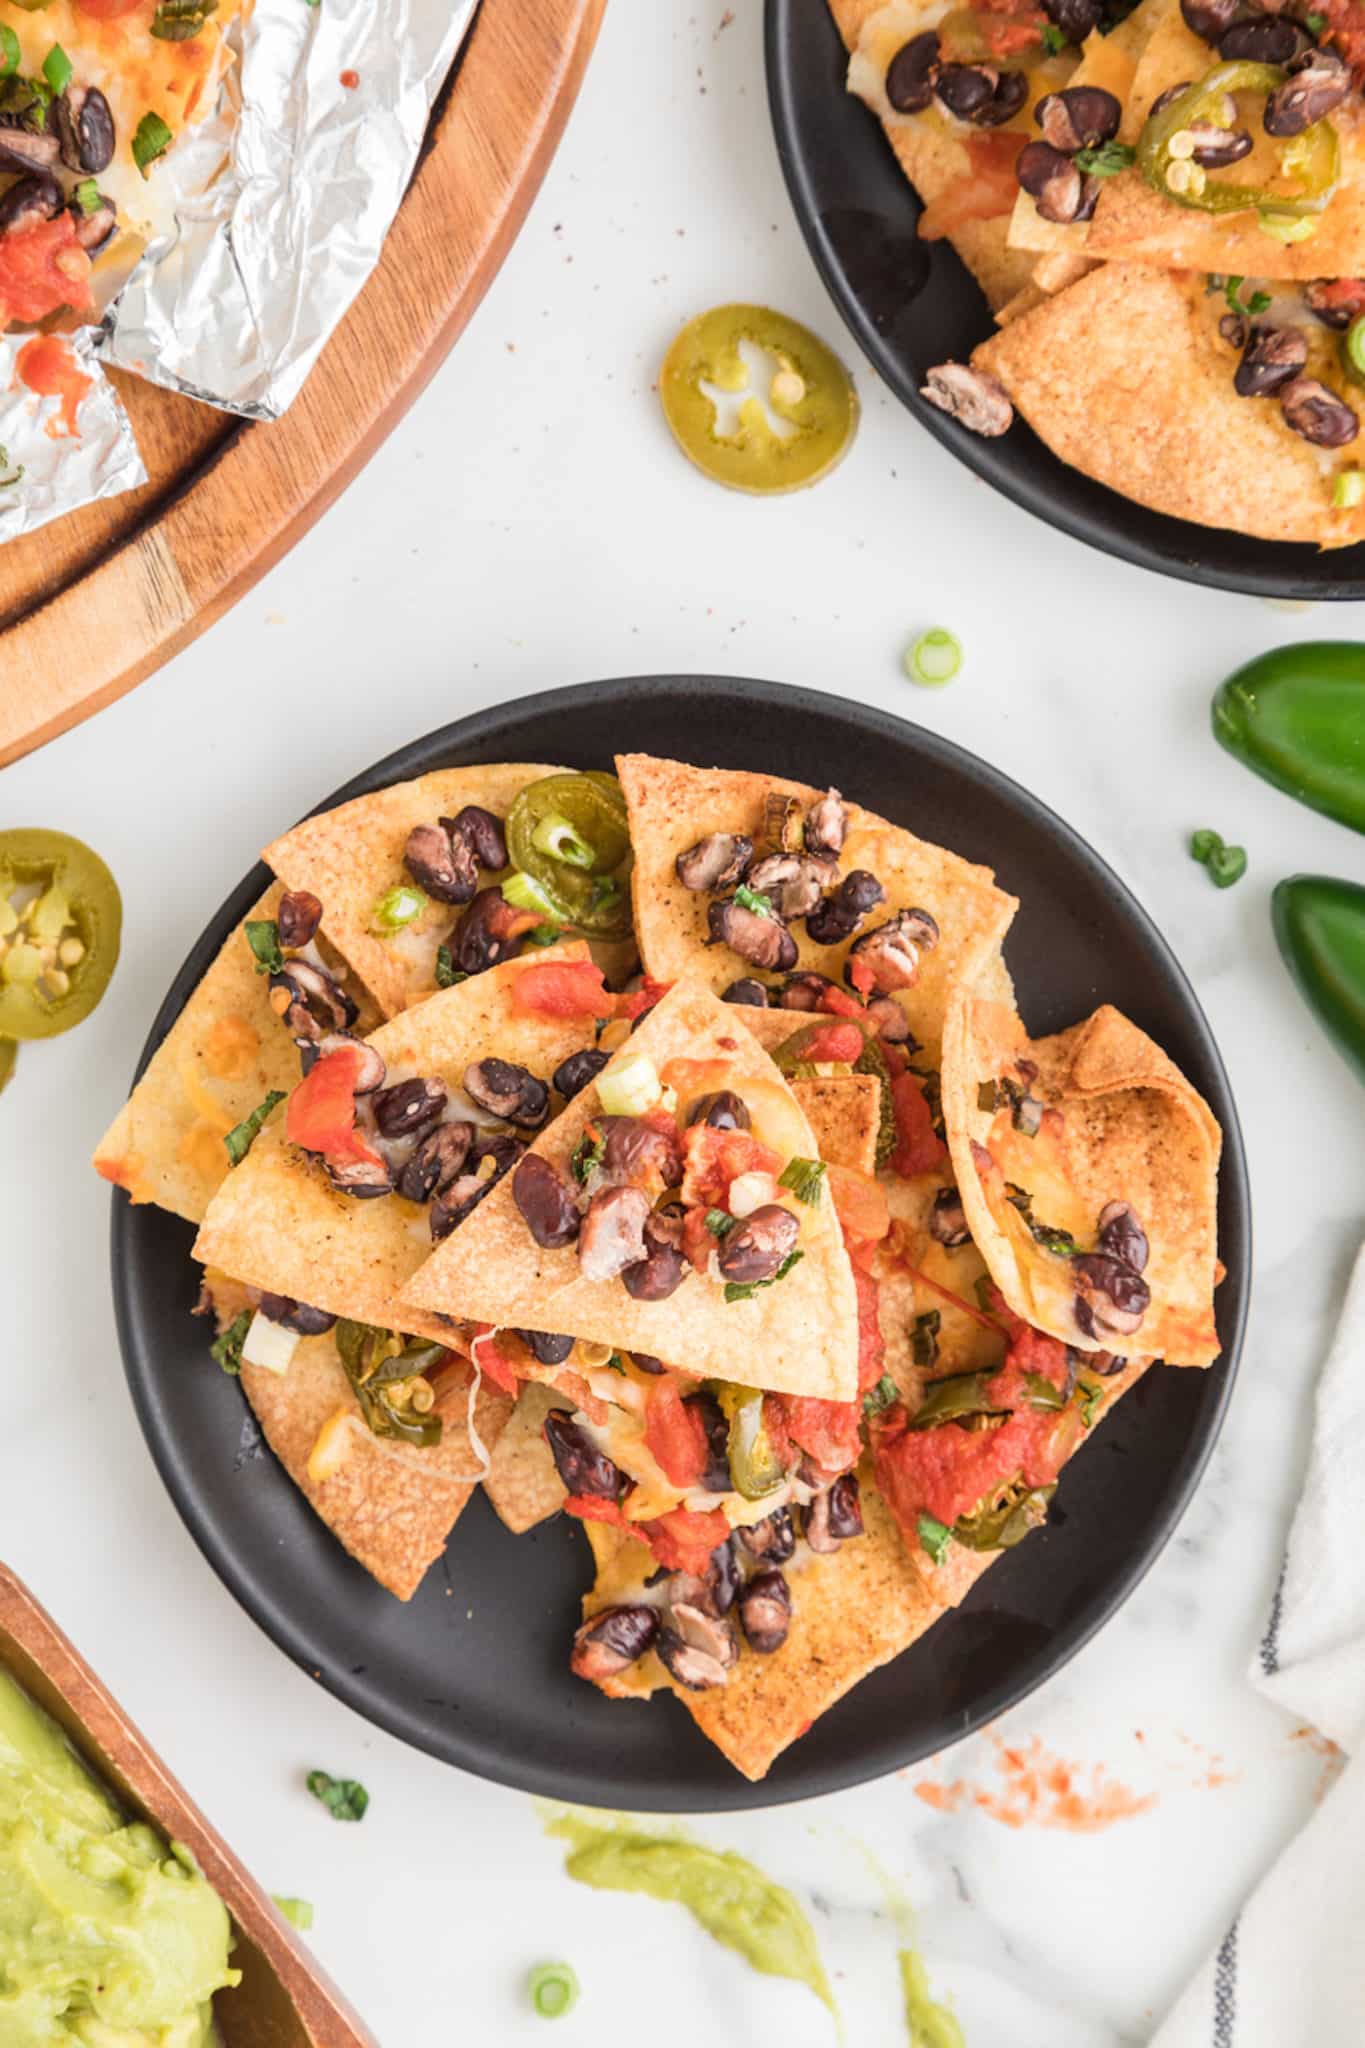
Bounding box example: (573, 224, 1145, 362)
(94, 755, 1223, 1779)
(833, 0, 1365, 547)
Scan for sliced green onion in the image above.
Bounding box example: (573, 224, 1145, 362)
(917, 1512, 952, 1566)
(210, 1310, 251, 1376)
(0, 28, 20, 77)
(704, 1207, 738, 1237)
(502, 868, 557, 916)
(1073, 141, 1134, 177)
(598, 1050, 661, 1118)
(862, 1372, 898, 1416)
(42, 43, 71, 93)
(1077, 1379, 1103, 1429)
(370, 883, 427, 933)
(1206, 843, 1247, 889)
(132, 110, 174, 174)
(905, 628, 962, 688)
(725, 1248, 803, 1304)
(1334, 469, 1365, 510)
(778, 1155, 826, 1205)
(528, 1962, 580, 2019)
(1257, 210, 1318, 245)
(72, 177, 100, 216)
(530, 812, 595, 870)
(272, 1896, 314, 1931)
(224, 1088, 285, 1167)
(1190, 828, 1222, 864)
(733, 882, 775, 918)
(243, 917, 283, 974)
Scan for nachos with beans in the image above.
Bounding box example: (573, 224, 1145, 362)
(832, 0, 1365, 541)
(93, 756, 1224, 1779)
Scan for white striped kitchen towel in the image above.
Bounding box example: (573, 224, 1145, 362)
(1151, 1241, 1365, 2046)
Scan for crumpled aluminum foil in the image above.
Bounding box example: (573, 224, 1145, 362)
(100, 0, 481, 418)
(0, 330, 145, 542)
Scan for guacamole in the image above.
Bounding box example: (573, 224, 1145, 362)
(0, 1666, 239, 2046)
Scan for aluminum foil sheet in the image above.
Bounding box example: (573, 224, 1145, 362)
(0, 330, 145, 543)
(101, 0, 481, 418)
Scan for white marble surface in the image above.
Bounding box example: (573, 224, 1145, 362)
(4, 4, 1365, 2042)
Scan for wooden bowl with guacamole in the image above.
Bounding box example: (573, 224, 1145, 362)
(0, 1561, 376, 2048)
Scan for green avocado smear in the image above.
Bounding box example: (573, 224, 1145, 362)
(0, 1666, 240, 2046)
(545, 1811, 834, 2014)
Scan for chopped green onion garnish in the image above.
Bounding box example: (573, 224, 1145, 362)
(524, 922, 563, 947)
(918, 1512, 952, 1566)
(733, 882, 775, 918)
(528, 1962, 580, 2019)
(0, 27, 19, 77)
(305, 1770, 368, 1822)
(1077, 1379, 1103, 1429)
(778, 1155, 826, 1205)
(1334, 469, 1365, 510)
(434, 943, 464, 987)
(724, 1248, 803, 1304)
(272, 1896, 314, 1930)
(42, 44, 72, 93)
(224, 1088, 285, 1167)
(1074, 141, 1135, 178)
(705, 1207, 738, 1237)
(862, 1372, 898, 1416)
(1040, 21, 1066, 52)
(530, 812, 596, 870)
(371, 883, 427, 933)
(210, 1310, 251, 1377)
(1257, 210, 1318, 244)
(243, 918, 283, 974)
(73, 177, 100, 216)
(502, 868, 557, 915)
(1345, 314, 1365, 383)
(132, 110, 174, 174)
(905, 628, 962, 688)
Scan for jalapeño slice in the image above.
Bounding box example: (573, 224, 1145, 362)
(505, 773, 633, 938)
(659, 304, 859, 494)
(0, 828, 121, 1041)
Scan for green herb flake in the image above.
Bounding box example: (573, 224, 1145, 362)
(778, 1155, 826, 1205)
(1074, 141, 1135, 177)
(528, 1961, 580, 2020)
(73, 177, 100, 216)
(132, 109, 174, 174)
(434, 943, 466, 988)
(570, 1130, 606, 1184)
(272, 1896, 314, 1930)
(1040, 20, 1067, 51)
(244, 917, 283, 975)
(1077, 1378, 1104, 1429)
(224, 1088, 285, 1167)
(734, 882, 776, 919)
(0, 27, 20, 76)
(863, 1372, 899, 1417)
(210, 1310, 251, 1377)
(704, 1207, 738, 1238)
(41, 43, 71, 94)
(306, 1770, 369, 1823)
(910, 1309, 941, 1368)
(524, 923, 563, 947)
(725, 1248, 804, 1304)
(151, 0, 219, 39)
(918, 1512, 953, 1566)
(1305, 11, 1327, 33)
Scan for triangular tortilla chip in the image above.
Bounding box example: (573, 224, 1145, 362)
(483, 1382, 571, 1534)
(263, 764, 637, 1019)
(93, 884, 379, 1227)
(616, 753, 1017, 1063)
(192, 945, 599, 1339)
(942, 994, 1222, 1364)
(402, 981, 862, 1402)
(974, 262, 1365, 547)
(1079, 0, 1365, 278)
(836, 0, 1052, 313)
(204, 1275, 512, 1599)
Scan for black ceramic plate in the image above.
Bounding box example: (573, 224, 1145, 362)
(766, 0, 1365, 600)
(114, 677, 1249, 1810)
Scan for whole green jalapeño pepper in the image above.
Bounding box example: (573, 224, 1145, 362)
(1138, 61, 1339, 216)
(1273, 877, 1365, 1087)
(1213, 643, 1365, 835)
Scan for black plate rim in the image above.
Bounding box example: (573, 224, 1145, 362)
(764, 0, 1365, 601)
(113, 674, 1250, 1809)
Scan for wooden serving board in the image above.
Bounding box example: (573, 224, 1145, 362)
(0, 1561, 377, 2045)
(0, 0, 605, 769)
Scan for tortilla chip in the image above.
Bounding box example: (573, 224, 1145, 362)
(792, 1074, 882, 1177)
(401, 980, 862, 1402)
(203, 1274, 511, 1598)
(93, 884, 378, 1227)
(263, 765, 637, 1019)
(483, 1382, 569, 1534)
(192, 945, 598, 1339)
(616, 753, 1017, 1063)
(1004, 6, 1156, 273)
(1080, 0, 1365, 278)
(974, 261, 1365, 547)
(578, 1364, 1150, 1780)
(838, 0, 1048, 313)
(942, 994, 1222, 1365)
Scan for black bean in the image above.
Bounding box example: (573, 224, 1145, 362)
(1097, 1200, 1149, 1274)
(396, 1120, 473, 1203)
(553, 1046, 609, 1099)
(446, 804, 507, 873)
(277, 889, 322, 949)
(512, 1154, 581, 1248)
(1180, 0, 1237, 39)
(716, 1205, 800, 1287)
(886, 30, 940, 113)
(570, 1605, 659, 1682)
(463, 1057, 550, 1129)
(685, 1090, 750, 1131)
(1280, 376, 1360, 448)
(1219, 16, 1309, 63)
(722, 977, 770, 1007)
(373, 1076, 447, 1141)
(544, 1412, 627, 1499)
(1034, 86, 1121, 152)
(736, 1505, 796, 1563)
(514, 1329, 575, 1365)
(738, 1568, 792, 1654)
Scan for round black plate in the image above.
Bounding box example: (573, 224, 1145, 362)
(114, 677, 1249, 1810)
(766, 0, 1365, 599)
